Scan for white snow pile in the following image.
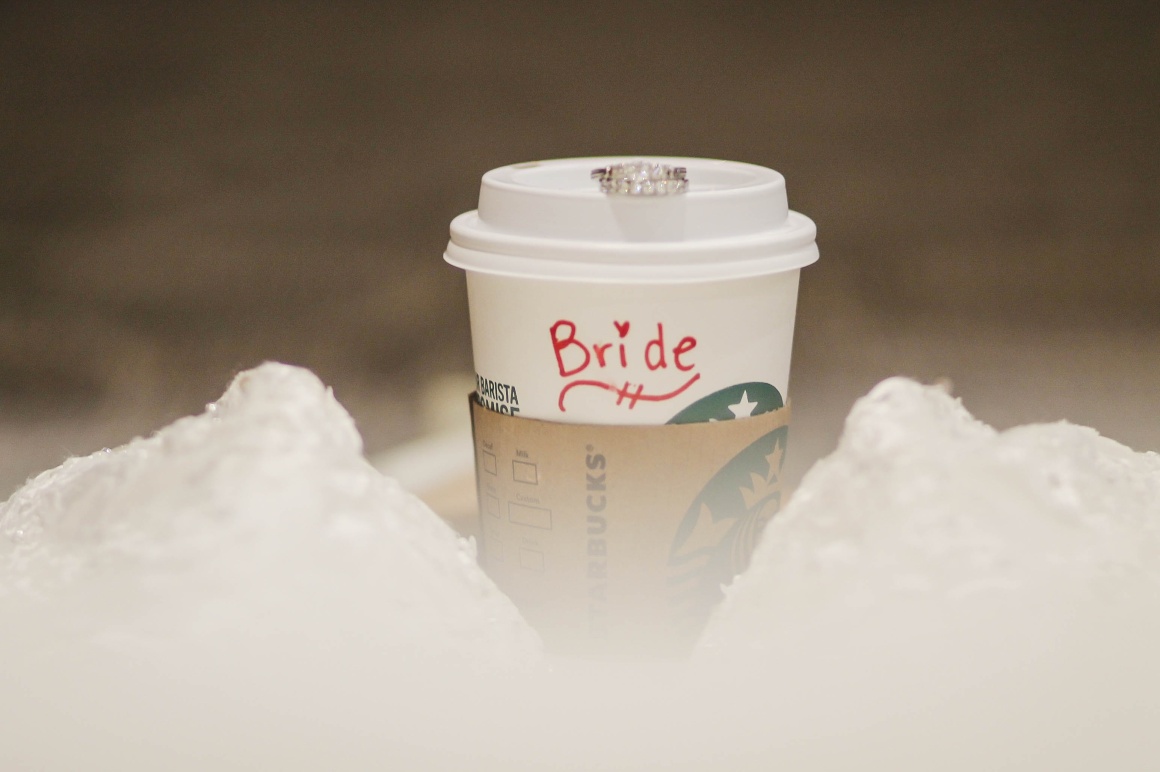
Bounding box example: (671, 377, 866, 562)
(0, 362, 539, 669)
(689, 377, 1160, 768)
(4, 371, 1160, 770)
(703, 376, 1160, 653)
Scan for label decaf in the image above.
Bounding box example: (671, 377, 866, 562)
(469, 393, 789, 657)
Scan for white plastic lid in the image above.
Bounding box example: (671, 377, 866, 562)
(444, 156, 818, 283)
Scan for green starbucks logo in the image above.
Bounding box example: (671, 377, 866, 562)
(666, 382, 787, 635)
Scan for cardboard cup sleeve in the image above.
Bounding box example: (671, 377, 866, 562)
(470, 396, 791, 658)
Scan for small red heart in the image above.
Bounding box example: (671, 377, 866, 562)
(613, 321, 630, 338)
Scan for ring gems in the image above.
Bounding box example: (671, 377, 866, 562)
(591, 161, 689, 195)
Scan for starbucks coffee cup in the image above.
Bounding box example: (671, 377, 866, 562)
(445, 157, 817, 425)
(446, 158, 817, 656)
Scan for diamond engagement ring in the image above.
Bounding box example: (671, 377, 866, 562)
(591, 161, 688, 195)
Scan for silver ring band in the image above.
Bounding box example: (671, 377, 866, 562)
(591, 162, 688, 196)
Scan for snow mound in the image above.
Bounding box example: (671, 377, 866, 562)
(5, 372, 1160, 770)
(0, 362, 540, 668)
(701, 376, 1160, 652)
(687, 377, 1160, 768)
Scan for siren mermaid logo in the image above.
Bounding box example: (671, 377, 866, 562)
(666, 383, 787, 636)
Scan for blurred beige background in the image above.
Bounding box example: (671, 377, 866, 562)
(2, 1, 1158, 498)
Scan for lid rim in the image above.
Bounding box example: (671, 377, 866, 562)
(444, 242, 818, 284)
(450, 209, 817, 256)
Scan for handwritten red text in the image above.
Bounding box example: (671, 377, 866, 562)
(549, 320, 700, 412)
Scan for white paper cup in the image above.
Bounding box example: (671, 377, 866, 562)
(445, 157, 818, 425)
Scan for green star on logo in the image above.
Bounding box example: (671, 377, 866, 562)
(666, 382, 784, 425)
